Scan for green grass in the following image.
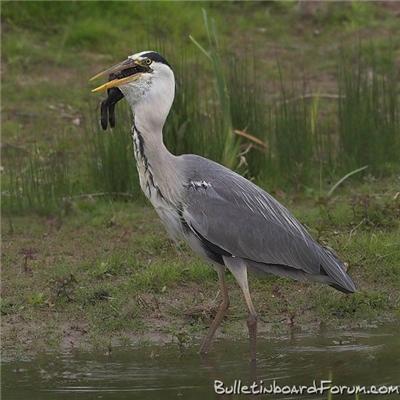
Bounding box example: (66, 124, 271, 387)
(2, 178, 399, 352)
(2, 2, 400, 215)
(2, 1, 400, 353)
(338, 43, 400, 173)
(85, 104, 140, 197)
(2, 145, 72, 215)
(3, 39, 399, 214)
(273, 80, 314, 186)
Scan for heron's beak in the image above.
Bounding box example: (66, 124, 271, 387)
(90, 58, 149, 93)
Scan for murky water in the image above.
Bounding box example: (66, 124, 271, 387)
(2, 325, 400, 399)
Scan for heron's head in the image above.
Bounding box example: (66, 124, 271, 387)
(91, 51, 175, 127)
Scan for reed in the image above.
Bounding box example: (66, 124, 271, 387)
(273, 78, 314, 187)
(2, 147, 71, 215)
(227, 55, 274, 181)
(2, 38, 399, 216)
(338, 44, 399, 174)
(85, 103, 139, 198)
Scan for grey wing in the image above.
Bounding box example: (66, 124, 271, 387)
(180, 155, 356, 293)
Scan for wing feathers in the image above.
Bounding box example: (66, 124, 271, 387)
(181, 155, 356, 293)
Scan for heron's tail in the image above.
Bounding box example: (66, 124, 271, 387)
(318, 246, 356, 294)
(245, 245, 356, 294)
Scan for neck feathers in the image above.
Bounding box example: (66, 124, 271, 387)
(129, 68, 180, 204)
(132, 118, 181, 206)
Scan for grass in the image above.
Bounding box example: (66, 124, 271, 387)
(2, 2, 400, 215)
(2, 177, 399, 353)
(2, 2, 400, 354)
(2, 145, 72, 215)
(85, 104, 140, 197)
(3, 39, 399, 214)
(338, 43, 400, 173)
(273, 80, 314, 186)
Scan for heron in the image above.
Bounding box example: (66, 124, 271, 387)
(90, 51, 356, 361)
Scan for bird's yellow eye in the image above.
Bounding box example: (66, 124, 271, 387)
(144, 58, 152, 65)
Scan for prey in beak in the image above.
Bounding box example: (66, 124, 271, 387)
(90, 58, 152, 130)
(100, 86, 124, 130)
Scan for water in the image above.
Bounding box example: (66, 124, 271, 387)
(2, 326, 400, 399)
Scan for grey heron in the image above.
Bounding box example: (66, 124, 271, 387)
(91, 51, 356, 361)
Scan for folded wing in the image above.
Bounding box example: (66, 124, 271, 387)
(181, 155, 356, 293)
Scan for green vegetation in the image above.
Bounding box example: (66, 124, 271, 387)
(338, 44, 399, 172)
(2, 178, 399, 353)
(1, 2, 400, 352)
(2, 2, 400, 215)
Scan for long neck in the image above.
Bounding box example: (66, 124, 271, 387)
(132, 101, 181, 204)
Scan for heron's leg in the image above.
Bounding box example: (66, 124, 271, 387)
(223, 256, 258, 361)
(199, 266, 230, 355)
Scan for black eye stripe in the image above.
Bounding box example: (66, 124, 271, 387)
(140, 52, 172, 69)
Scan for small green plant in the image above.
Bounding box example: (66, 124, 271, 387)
(323, 291, 389, 319)
(89, 253, 140, 279)
(0, 299, 16, 316)
(350, 194, 400, 229)
(27, 292, 47, 307)
(85, 288, 112, 305)
(50, 273, 77, 303)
